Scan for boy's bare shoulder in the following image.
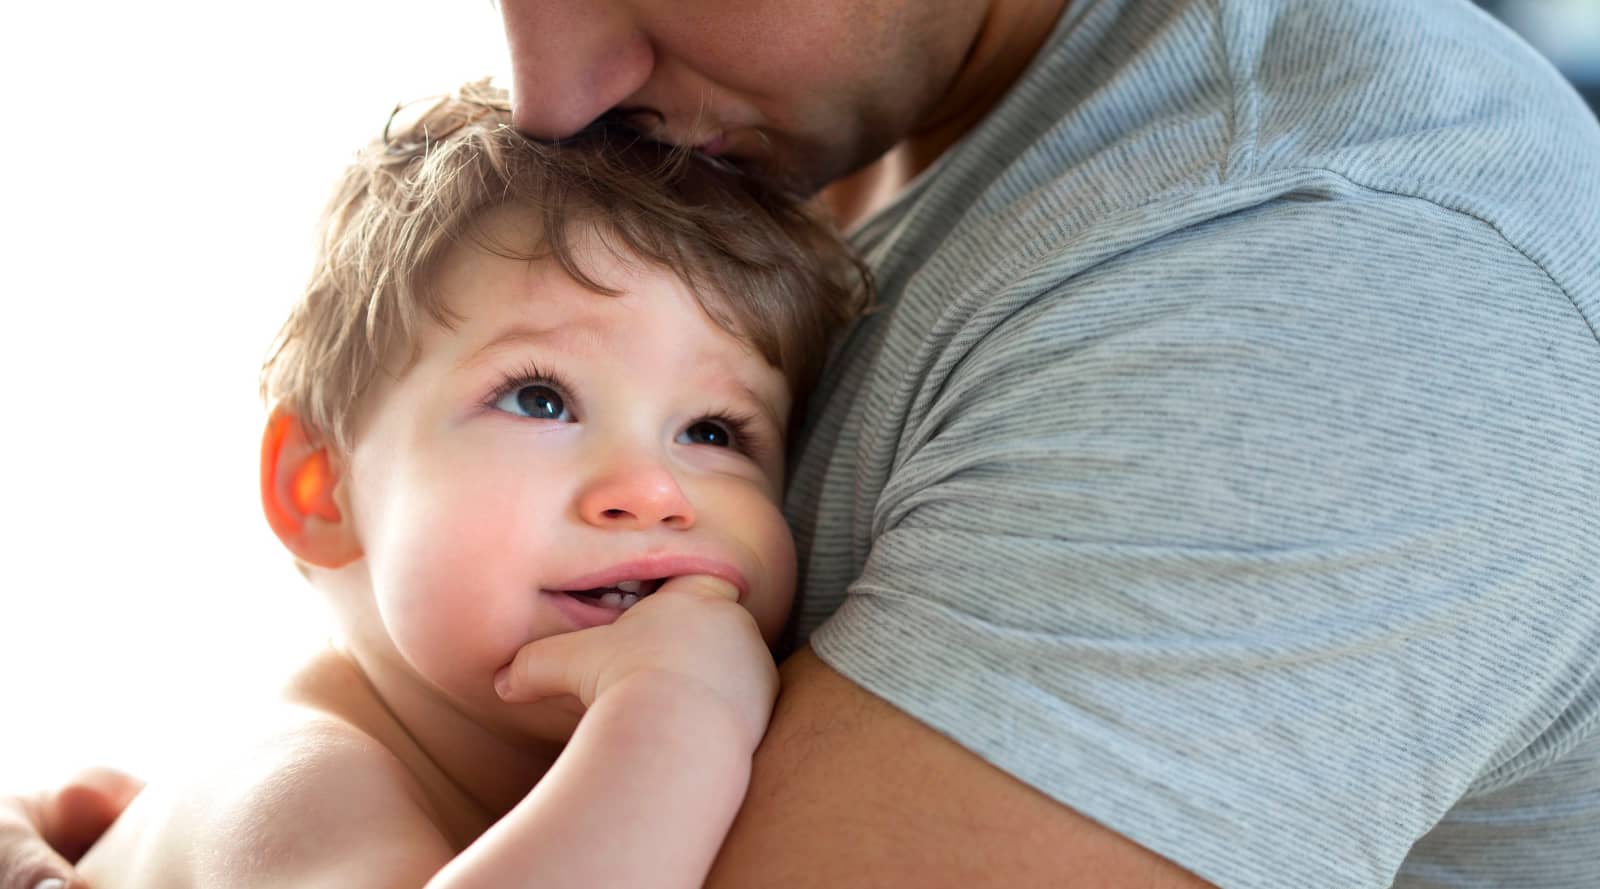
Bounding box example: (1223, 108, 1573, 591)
(190, 710, 456, 888)
(81, 662, 457, 889)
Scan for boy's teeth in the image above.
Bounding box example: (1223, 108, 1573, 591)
(615, 580, 644, 594)
(596, 591, 642, 610)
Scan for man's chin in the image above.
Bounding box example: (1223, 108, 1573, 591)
(717, 135, 843, 196)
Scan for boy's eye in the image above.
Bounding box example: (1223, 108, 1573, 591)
(496, 384, 571, 421)
(680, 419, 734, 448)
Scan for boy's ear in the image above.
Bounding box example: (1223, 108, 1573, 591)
(260, 410, 363, 569)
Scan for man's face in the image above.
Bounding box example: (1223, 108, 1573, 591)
(499, 0, 985, 191)
(339, 210, 796, 736)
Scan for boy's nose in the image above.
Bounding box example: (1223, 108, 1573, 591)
(576, 458, 696, 530)
(500, 0, 656, 139)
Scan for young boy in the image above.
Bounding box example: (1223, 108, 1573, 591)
(73, 81, 864, 889)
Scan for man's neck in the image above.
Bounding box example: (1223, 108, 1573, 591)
(822, 0, 1071, 229)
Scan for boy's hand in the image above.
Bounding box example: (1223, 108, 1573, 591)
(495, 575, 778, 749)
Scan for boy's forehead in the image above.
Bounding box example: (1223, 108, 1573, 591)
(427, 228, 791, 414)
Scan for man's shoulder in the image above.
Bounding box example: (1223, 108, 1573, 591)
(884, 0, 1598, 293)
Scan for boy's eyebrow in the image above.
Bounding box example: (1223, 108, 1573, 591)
(455, 323, 585, 369)
(459, 321, 788, 431)
(717, 368, 793, 440)
(745, 385, 788, 437)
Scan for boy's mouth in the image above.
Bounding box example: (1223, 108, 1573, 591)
(562, 578, 667, 611)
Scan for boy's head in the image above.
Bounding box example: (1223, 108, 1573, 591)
(259, 81, 865, 735)
(264, 79, 863, 456)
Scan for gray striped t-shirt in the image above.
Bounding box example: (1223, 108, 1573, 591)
(783, 0, 1600, 886)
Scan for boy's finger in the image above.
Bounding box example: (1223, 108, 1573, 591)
(653, 574, 740, 602)
(494, 629, 601, 704)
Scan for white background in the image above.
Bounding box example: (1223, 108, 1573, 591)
(0, 1, 508, 791)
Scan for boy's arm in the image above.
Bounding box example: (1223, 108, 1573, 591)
(430, 672, 755, 889)
(2, 577, 772, 889)
(246, 576, 770, 889)
(202, 667, 757, 889)
(450, 574, 777, 889)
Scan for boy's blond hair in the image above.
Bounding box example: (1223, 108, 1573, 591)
(263, 80, 867, 451)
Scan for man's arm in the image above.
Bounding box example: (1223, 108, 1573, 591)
(705, 647, 1215, 889)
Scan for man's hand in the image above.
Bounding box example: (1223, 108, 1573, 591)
(0, 768, 142, 889)
(494, 574, 779, 749)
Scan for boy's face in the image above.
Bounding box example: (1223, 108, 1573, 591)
(338, 211, 795, 728)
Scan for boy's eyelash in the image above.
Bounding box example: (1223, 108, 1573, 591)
(696, 409, 768, 460)
(483, 361, 772, 461)
(484, 361, 577, 415)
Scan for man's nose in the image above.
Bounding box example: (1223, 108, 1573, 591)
(576, 455, 697, 530)
(499, 0, 655, 139)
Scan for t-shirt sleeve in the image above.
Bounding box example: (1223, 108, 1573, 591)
(807, 193, 1600, 888)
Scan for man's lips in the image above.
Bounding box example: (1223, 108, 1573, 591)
(547, 554, 749, 603)
(621, 109, 734, 157)
(696, 133, 731, 157)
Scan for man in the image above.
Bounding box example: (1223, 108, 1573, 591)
(6, 0, 1598, 886)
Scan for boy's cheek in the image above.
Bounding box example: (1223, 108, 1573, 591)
(750, 513, 799, 647)
(376, 553, 535, 696)
(366, 487, 544, 687)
